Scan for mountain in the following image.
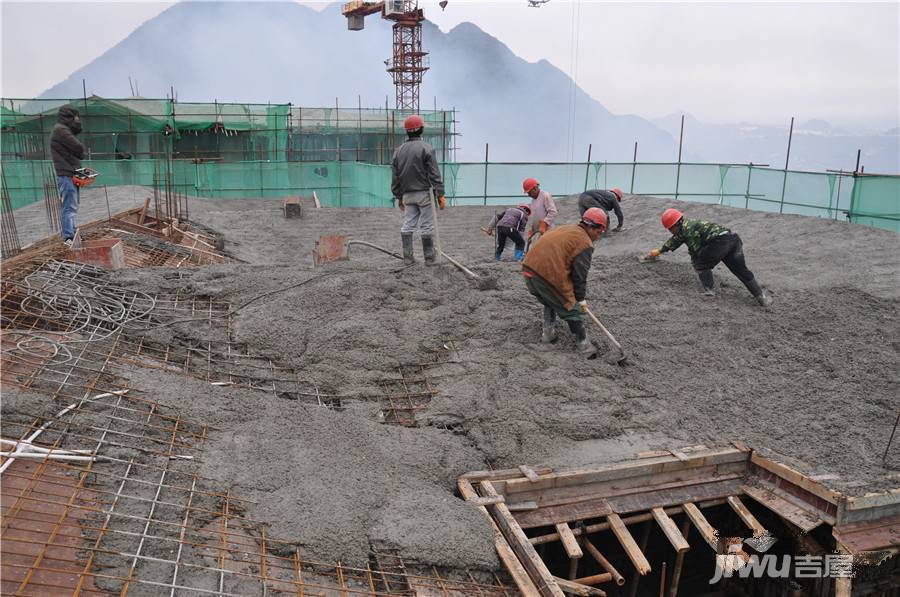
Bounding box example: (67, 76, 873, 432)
(651, 113, 899, 174)
(39, 1, 678, 162)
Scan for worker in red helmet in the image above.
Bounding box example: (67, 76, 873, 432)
(522, 207, 608, 353)
(645, 208, 772, 306)
(522, 178, 558, 249)
(578, 188, 624, 231)
(392, 114, 446, 265)
(486, 204, 531, 261)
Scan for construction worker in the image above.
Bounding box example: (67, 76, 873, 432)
(486, 204, 531, 261)
(644, 208, 773, 306)
(579, 188, 624, 231)
(50, 105, 86, 246)
(522, 178, 558, 248)
(392, 114, 445, 265)
(522, 208, 608, 353)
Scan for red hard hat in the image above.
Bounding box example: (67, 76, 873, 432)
(518, 203, 532, 214)
(611, 187, 623, 201)
(581, 207, 608, 231)
(404, 115, 425, 131)
(661, 208, 683, 230)
(522, 178, 539, 193)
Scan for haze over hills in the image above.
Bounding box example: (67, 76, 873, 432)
(38, 2, 897, 172)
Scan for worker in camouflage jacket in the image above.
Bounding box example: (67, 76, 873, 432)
(644, 208, 772, 306)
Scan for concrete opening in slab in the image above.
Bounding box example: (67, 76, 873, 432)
(460, 446, 899, 597)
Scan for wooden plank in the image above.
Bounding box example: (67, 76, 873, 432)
(481, 481, 566, 597)
(515, 496, 611, 529)
(457, 479, 540, 597)
(607, 513, 652, 576)
(553, 577, 607, 597)
(503, 462, 748, 508)
(508, 501, 539, 512)
(503, 447, 748, 496)
(138, 197, 151, 225)
(555, 523, 583, 559)
(468, 495, 505, 506)
(682, 503, 719, 551)
(582, 539, 625, 586)
(520, 465, 541, 482)
(312, 190, 321, 209)
(727, 496, 766, 537)
(749, 452, 838, 504)
(845, 488, 900, 511)
(741, 485, 823, 533)
(651, 508, 690, 552)
(461, 466, 554, 482)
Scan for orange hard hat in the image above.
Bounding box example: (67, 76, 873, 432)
(522, 178, 539, 193)
(581, 207, 608, 231)
(611, 187, 623, 201)
(403, 115, 425, 131)
(661, 208, 683, 230)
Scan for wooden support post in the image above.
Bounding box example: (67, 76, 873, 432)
(667, 518, 691, 597)
(138, 196, 151, 225)
(553, 577, 607, 597)
(628, 521, 653, 597)
(682, 503, 719, 551)
(608, 513, 652, 576)
(652, 508, 690, 552)
(658, 561, 667, 597)
(481, 481, 566, 597)
(458, 479, 540, 596)
(556, 523, 582, 580)
(727, 496, 766, 537)
(582, 539, 625, 586)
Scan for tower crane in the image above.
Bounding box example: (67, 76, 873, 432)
(342, 1, 431, 112)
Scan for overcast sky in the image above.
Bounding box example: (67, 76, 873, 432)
(2, 1, 898, 129)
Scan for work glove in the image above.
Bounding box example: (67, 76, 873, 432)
(648, 249, 660, 259)
(438, 195, 446, 209)
(577, 300, 588, 313)
(539, 220, 549, 234)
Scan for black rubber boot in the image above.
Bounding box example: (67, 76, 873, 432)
(401, 233, 415, 265)
(567, 320, 592, 353)
(746, 278, 772, 306)
(698, 270, 716, 297)
(541, 306, 557, 343)
(422, 236, 436, 265)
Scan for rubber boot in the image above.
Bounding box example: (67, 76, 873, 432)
(514, 249, 525, 261)
(567, 319, 593, 353)
(698, 270, 716, 297)
(422, 236, 436, 265)
(746, 278, 773, 307)
(541, 306, 558, 344)
(401, 233, 415, 265)
(494, 249, 503, 262)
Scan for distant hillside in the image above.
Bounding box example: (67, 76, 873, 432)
(39, 1, 677, 162)
(651, 113, 899, 174)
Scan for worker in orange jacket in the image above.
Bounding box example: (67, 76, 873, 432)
(522, 208, 608, 353)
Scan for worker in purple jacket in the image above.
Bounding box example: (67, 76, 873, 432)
(486, 204, 531, 261)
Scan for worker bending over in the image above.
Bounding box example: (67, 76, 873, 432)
(392, 115, 445, 265)
(645, 208, 772, 306)
(522, 208, 608, 353)
(486, 204, 531, 261)
(579, 188, 624, 231)
(522, 178, 558, 247)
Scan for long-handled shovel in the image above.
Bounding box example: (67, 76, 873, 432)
(583, 306, 628, 365)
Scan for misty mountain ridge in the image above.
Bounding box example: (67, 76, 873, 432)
(38, 1, 897, 172)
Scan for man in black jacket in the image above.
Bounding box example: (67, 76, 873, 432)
(50, 105, 86, 244)
(392, 115, 445, 265)
(578, 188, 624, 231)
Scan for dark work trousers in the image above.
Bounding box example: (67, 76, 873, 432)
(694, 233, 756, 292)
(496, 226, 525, 254)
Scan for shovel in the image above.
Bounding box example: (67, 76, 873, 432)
(582, 306, 628, 365)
